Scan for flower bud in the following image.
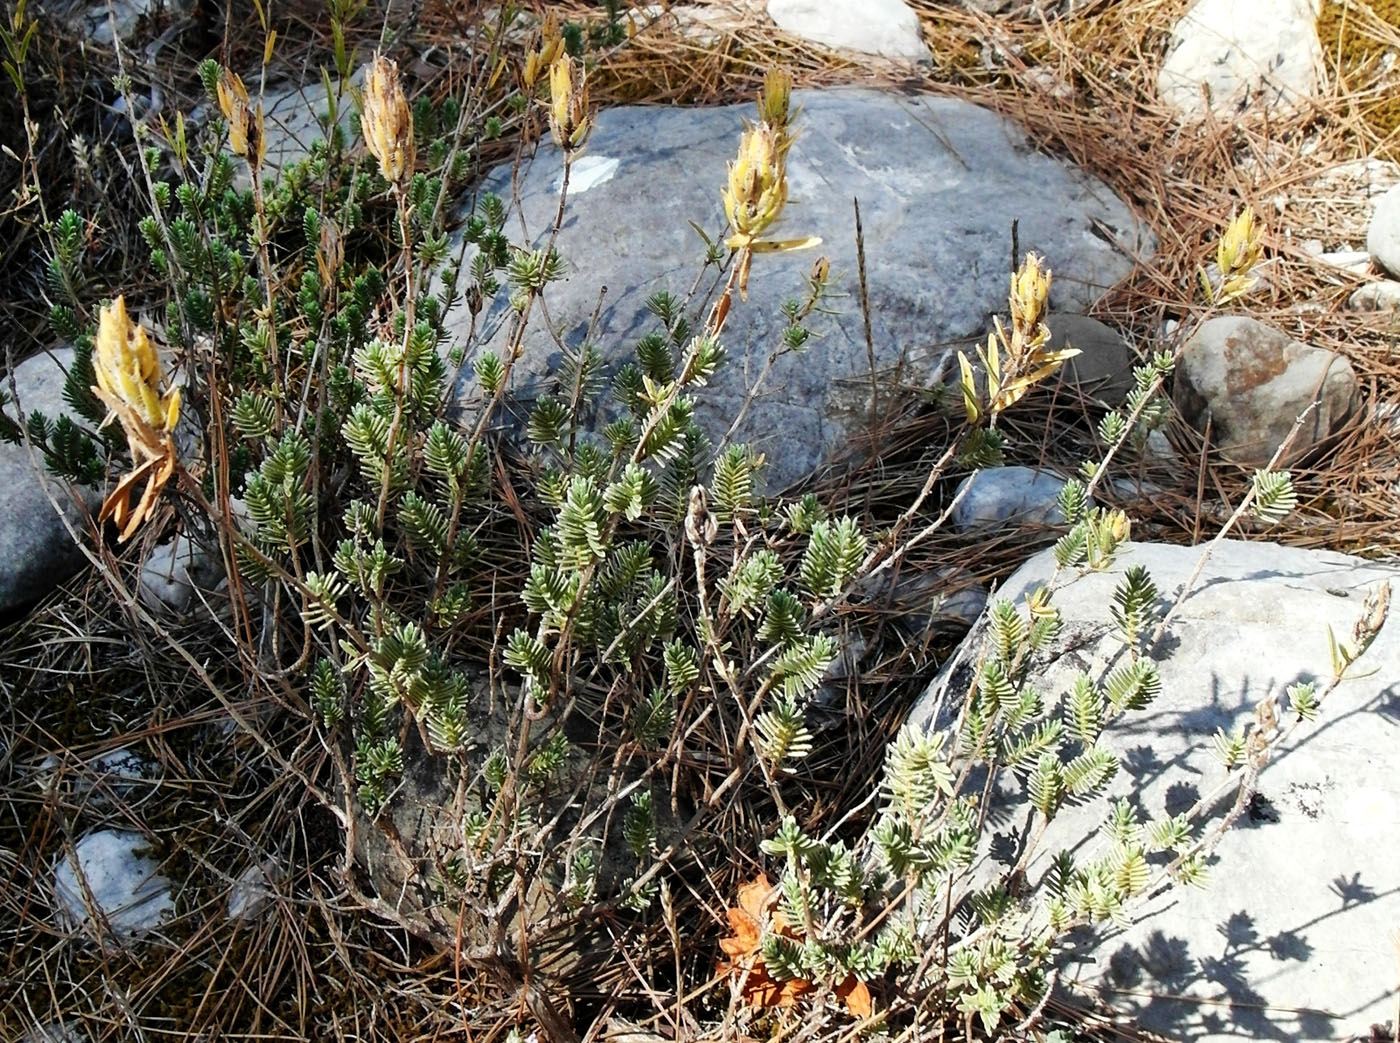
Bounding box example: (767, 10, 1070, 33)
(757, 67, 792, 133)
(522, 11, 563, 90)
(361, 54, 414, 184)
(548, 53, 591, 153)
(1009, 252, 1050, 335)
(217, 68, 257, 161)
(1217, 206, 1262, 280)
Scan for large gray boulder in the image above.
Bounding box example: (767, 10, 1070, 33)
(447, 89, 1154, 490)
(1173, 315, 1360, 468)
(0, 349, 101, 611)
(911, 539, 1400, 1042)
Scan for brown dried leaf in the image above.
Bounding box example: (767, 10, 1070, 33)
(836, 975, 872, 1018)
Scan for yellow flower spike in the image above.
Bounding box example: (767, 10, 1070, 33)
(547, 53, 591, 153)
(1209, 206, 1263, 303)
(1009, 252, 1051, 335)
(522, 11, 563, 90)
(361, 54, 414, 184)
(93, 296, 182, 438)
(216, 68, 255, 160)
(92, 297, 182, 542)
(1217, 206, 1261, 280)
(723, 122, 788, 249)
(1104, 508, 1131, 547)
(957, 257, 1080, 424)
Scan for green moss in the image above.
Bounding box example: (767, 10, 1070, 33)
(1317, 0, 1400, 156)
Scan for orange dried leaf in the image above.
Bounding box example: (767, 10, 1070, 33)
(717, 874, 825, 1011)
(736, 874, 775, 920)
(719, 907, 760, 957)
(743, 965, 812, 1009)
(837, 975, 872, 1018)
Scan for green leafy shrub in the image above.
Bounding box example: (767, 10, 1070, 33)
(14, 22, 1363, 1041)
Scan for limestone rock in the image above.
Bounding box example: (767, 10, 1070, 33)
(258, 76, 359, 176)
(911, 539, 1400, 1042)
(447, 89, 1154, 490)
(0, 348, 102, 611)
(81, 0, 181, 46)
(1314, 248, 1371, 275)
(1173, 316, 1360, 468)
(22, 1024, 89, 1043)
(51, 829, 174, 939)
(950, 466, 1077, 532)
(767, 0, 927, 60)
(1348, 279, 1400, 312)
(1366, 183, 1400, 278)
(1044, 313, 1134, 406)
(138, 533, 223, 614)
(1157, 0, 1323, 121)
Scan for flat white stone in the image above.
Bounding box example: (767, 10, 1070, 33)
(1349, 280, 1400, 312)
(1314, 249, 1371, 272)
(22, 1023, 89, 1043)
(767, 0, 927, 60)
(1158, 0, 1322, 121)
(227, 858, 283, 920)
(52, 830, 174, 939)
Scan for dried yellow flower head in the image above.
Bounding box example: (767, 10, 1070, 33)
(522, 11, 563, 90)
(723, 123, 788, 249)
(1208, 205, 1263, 303)
(361, 54, 414, 184)
(956, 254, 1078, 424)
(1105, 508, 1131, 545)
(1009, 251, 1050, 336)
(216, 68, 261, 163)
(548, 53, 591, 153)
(92, 297, 182, 541)
(94, 296, 181, 440)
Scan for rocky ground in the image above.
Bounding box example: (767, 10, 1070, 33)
(1, 1, 1399, 1041)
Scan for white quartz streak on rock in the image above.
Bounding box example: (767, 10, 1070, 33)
(551, 155, 620, 194)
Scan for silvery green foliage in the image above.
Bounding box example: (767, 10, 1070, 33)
(741, 366, 1274, 1035)
(54, 49, 1309, 1037)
